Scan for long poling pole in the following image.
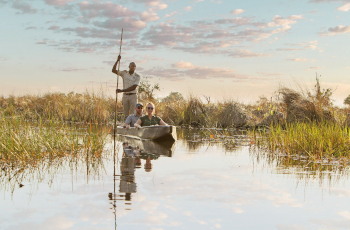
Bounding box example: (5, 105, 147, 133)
(113, 28, 123, 230)
(113, 28, 123, 156)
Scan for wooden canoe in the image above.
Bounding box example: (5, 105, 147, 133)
(116, 125, 177, 141)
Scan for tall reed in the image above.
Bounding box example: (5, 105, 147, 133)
(0, 113, 108, 165)
(251, 122, 350, 159)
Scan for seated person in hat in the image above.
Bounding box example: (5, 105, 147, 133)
(134, 102, 168, 129)
(123, 103, 143, 130)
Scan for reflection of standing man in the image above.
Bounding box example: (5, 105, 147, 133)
(120, 155, 137, 201)
(112, 55, 141, 119)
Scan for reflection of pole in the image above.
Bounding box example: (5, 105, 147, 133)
(113, 154, 117, 230)
(86, 150, 89, 184)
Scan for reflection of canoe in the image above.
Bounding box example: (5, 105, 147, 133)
(119, 135, 175, 157)
(117, 125, 176, 141)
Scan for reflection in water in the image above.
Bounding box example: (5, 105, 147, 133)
(178, 128, 250, 152)
(0, 152, 107, 194)
(120, 154, 136, 200)
(250, 147, 350, 185)
(108, 137, 175, 227)
(117, 135, 175, 157)
(4, 128, 350, 229)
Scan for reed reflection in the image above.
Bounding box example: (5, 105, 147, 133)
(178, 128, 249, 152)
(250, 147, 350, 184)
(180, 128, 350, 184)
(0, 152, 106, 194)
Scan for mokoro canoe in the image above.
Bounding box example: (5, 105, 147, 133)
(116, 125, 177, 141)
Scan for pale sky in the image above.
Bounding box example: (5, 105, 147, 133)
(1, 0, 350, 105)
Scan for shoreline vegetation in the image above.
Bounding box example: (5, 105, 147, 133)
(1, 77, 350, 161)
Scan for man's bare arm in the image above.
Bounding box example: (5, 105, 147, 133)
(116, 84, 138, 93)
(112, 55, 121, 75)
(134, 119, 142, 129)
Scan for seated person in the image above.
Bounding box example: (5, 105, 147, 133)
(134, 102, 167, 129)
(123, 103, 143, 130)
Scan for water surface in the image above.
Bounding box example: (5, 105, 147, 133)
(2, 129, 350, 230)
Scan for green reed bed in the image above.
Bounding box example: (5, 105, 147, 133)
(250, 122, 350, 160)
(0, 113, 108, 165)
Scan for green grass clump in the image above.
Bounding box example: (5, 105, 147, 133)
(251, 122, 350, 160)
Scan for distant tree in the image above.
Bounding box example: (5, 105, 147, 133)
(344, 95, 350, 106)
(137, 79, 160, 102)
(161, 92, 184, 103)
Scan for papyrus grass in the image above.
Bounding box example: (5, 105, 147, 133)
(250, 122, 350, 160)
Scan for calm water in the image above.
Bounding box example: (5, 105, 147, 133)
(2, 129, 350, 230)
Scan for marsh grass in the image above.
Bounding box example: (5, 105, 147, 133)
(250, 122, 350, 160)
(0, 91, 120, 123)
(2, 78, 350, 161)
(0, 113, 109, 165)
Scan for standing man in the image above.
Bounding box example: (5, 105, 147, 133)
(112, 55, 141, 119)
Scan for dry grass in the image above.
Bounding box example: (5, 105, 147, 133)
(0, 77, 348, 129)
(0, 91, 120, 123)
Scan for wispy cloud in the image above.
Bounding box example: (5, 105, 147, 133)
(141, 61, 254, 81)
(12, 0, 37, 14)
(25, 26, 37, 30)
(268, 15, 304, 34)
(286, 57, 315, 62)
(320, 25, 350, 36)
(77, 2, 138, 22)
(38, 38, 117, 54)
(164, 11, 178, 18)
(131, 0, 167, 11)
(228, 49, 271, 58)
(44, 0, 74, 7)
(48, 25, 60, 30)
(137, 13, 303, 54)
(142, 23, 193, 46)
(232, 207, 245, 213)
(61, 27, 120, 39)
(140, 11, 160, 22)
(231, 9, 244, 15)
(337, 3, 350, 11)
(61, 68, 87, 72)
(214, 17, 252, 26)
(184, 6, 193, 11)
(36, 40, 47, 45)
(304, 66, 324, 71)
(309, 0, 344, 3)
(277, 40, 321, 51)
(256, 72, 283, 76)
(93, 18, 147, 31)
